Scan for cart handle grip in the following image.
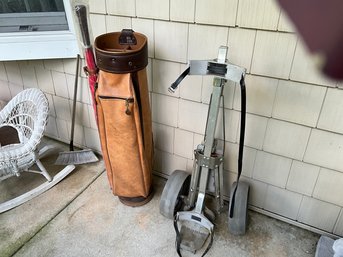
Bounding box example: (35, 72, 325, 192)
(168, 67, 190, 93)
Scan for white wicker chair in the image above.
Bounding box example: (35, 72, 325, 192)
(0, 88, 75, 213)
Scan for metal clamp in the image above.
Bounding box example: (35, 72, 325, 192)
(168, 46, 246, 93)
(189, 60, 246, 83)
(194, 150, 223, 170)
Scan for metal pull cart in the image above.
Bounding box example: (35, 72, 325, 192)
(159, 46, 250, 256)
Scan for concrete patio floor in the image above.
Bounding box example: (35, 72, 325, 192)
(0, 138, 320, 257)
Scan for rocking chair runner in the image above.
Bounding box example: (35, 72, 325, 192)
(0, 88, 75, 213)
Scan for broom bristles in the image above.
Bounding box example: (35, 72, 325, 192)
(55, 149, 98, 165)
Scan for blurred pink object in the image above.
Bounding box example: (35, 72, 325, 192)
(277, 0, 343, 80)
(75, 4, 98, 123)
(84, 46, 98, 121)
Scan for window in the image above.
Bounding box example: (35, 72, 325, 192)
(0, 0, 80, 61)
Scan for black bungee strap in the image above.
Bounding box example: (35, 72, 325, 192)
(229, 75, 246, 218)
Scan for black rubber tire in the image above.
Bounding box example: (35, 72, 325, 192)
(159, 170, 191, 219)
(228, 181, 250, 235)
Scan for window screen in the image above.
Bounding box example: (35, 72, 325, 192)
(0, 0, 69, 33)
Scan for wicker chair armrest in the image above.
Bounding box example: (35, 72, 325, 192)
(0, 143, 25, 161)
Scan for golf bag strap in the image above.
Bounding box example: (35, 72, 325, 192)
(229, 76, 246, 218)
(83, 66, 98, 76)
(173, 215, 214, 257)
(94, 30, 148, 74)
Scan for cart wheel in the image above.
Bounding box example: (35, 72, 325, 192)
(160, 170, 191, 219)
(228, 181, 250, 235)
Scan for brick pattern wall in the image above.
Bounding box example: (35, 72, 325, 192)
(1, 0, 343, 235)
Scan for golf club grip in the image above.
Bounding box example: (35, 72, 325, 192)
(75, 5, 91, 47)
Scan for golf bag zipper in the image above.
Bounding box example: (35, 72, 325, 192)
(98, 95, 134, 115)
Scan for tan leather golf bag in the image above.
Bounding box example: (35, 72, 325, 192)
(94, 30, 153, 206)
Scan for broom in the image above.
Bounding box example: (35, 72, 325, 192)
(55, 54, 98, 165)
